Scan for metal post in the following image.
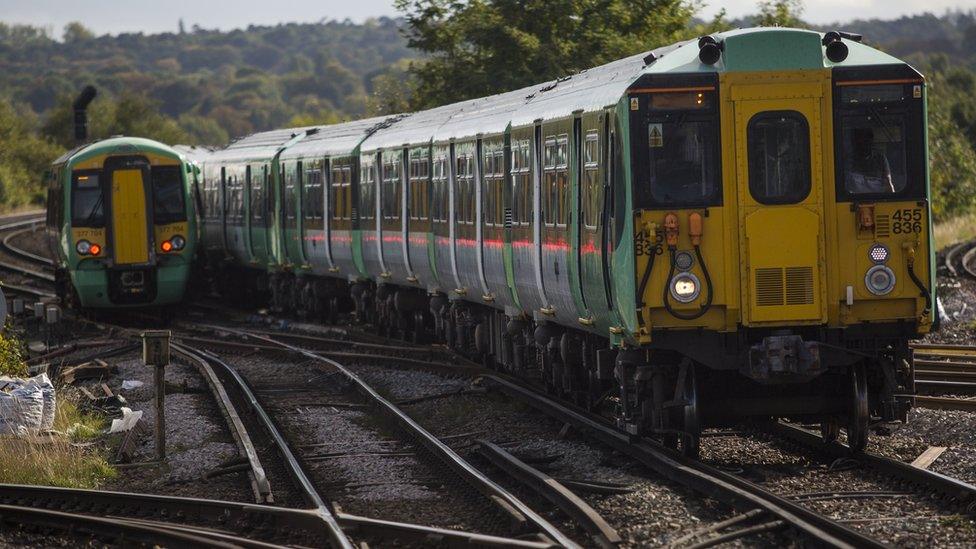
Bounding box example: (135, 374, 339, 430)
(142, 330, 171, 461)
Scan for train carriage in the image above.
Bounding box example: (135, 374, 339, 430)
(197, 27, 934, 455)
(46, 136, 197, 310)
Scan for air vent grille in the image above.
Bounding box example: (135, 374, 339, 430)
(875, 214, 890, 238)
(755, 268, 784, 306)
(785, 267, 815, 305)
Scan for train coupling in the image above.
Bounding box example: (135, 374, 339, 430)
(743, 334, 823, 384)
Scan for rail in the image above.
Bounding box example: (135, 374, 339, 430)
(480, 374, 885, 549)
(203, 325, 580, 549)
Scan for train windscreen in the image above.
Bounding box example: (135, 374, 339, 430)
(151, 165, 187, 224)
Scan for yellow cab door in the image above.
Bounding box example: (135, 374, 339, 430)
(109, 165, 151, 265)
(731, 75, 827, 325)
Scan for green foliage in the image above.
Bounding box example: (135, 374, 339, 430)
(41, 93, 189, 149)
(923, 57, 976, 220)
(0, 101, 62, 210)
(0, 330, 26, 377)
(395, 0, 697, 109)
(756, 0, 804, 27)
(0, 18, 413, 143)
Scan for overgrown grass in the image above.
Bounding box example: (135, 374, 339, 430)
(0, 392, 114, 488)
(934, 212, 976, 251)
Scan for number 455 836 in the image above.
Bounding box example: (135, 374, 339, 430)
(891, 208, 922, 234)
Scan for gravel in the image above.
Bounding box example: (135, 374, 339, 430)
(99, 353, 254, 502)
(349, 360, 776, 548)
(227, 352, 511, 535)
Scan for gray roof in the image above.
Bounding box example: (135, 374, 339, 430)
(207, 126, 317, 163)
(281, 115, 397, 160)
(360, 101, 476, 152)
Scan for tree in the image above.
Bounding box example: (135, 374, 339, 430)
(756, 0, 804, 28)
(62, 21, 95, 43)
(395, 0, 697, 108)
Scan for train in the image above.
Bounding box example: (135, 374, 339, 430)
(50, 27, 932, 455)
(45, 132, 198, 311)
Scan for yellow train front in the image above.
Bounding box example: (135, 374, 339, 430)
(46, 136, 197, 311)
(621, 29, 933, 453)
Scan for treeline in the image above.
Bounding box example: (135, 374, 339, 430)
(0, 3, 975, 218)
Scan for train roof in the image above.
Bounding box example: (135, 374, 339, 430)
(360, 100, 478, 152)
(645, 27, 906, 74)
(198, 27, 916, 164)
(53, 136, 185, 166)
(207, 126, 318, 163)
(280, 115, 396, 159)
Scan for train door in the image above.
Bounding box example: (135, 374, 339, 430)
(576, 112, 613, 328)
(105, 156, 151, 266)
(248, 165, 269, 264)
(732, 79, 827, 325)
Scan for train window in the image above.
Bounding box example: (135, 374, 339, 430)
(747, 111, 811, 205)
(431, 154, 448, 224)
(304, 166, 323, 223)
(382, 157, 401, 221)
(839, 113, 907, 195)
(409, 153, 429, 222)
(250, 167, 263, 223)
(151, 166, 186, 225)
(583, 130, 600, 230)
(509, 140, 531, 226)
(284, 164, 298, 227)
(71, 171, 104, 227)
(360, 158, 376, 222)
(648, 117, 718, 205)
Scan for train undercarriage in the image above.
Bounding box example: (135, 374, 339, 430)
(215, 264, 915, 457)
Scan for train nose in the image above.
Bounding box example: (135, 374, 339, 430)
(120, 270, 145, 287)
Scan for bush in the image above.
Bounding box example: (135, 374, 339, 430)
(0, 330, 27, 377)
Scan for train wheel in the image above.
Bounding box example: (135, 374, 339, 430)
(821, 420, 840, 444)
(847, 364, 869, 453)
(680, 367, 701, 459)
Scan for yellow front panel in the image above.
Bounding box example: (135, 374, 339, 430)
(154, 222, 188, 254)
(730, 74, 828, 326)
(111, 169, 149, 264)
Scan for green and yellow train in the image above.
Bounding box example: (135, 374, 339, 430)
(46, 136, 197, 310)
(193, 27, 935, 454)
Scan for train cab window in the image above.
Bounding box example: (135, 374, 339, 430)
(837, 85, 911, 196)
(647, 91, 719, 207)
(151, 166, 186, 225)
(71, 171, 104, 227)
(747, 111, 811, 205)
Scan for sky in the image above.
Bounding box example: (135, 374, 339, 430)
(0, 0, 974, 37)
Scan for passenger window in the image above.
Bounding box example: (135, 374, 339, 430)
(747, 111, 811, 204)
(583, 130, 600, 230)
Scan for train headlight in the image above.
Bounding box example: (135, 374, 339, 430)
(76, 240, 91, 255)
(865, 265, 896, 296)
(161, 240, 173, 253)
(868, 243, 889, 264)
(170, 235, 186, 251)
(670, 273, 701, 303)
(674, 251, 695, 272)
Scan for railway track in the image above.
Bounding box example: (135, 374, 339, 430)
(177, 330, 579, 548)
(192, 321, 893, 548)
(0, 215, 56, 299)
(910, 343, 976, 410)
